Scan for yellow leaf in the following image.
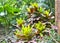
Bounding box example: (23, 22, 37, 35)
(27, 8, 30, 12)
(44, 10, 49, 16)
(31, 3, 38, 8)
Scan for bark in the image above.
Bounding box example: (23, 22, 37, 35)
(55, 0, 60, 34)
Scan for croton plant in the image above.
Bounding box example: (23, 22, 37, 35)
(14, 2, 56, 43)
(0, 0, 59, 43)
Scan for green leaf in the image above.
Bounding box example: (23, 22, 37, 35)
(0, 6, 4, 12)
(35, 22, 46, 32)
(38, 7, 44, 13)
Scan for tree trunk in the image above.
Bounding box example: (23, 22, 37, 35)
(55, 0, 60, 34)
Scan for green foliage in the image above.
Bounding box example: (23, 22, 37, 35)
(21, 24, 32, 36)
(14, 29, 20, 36)
(14, 24, 34, 40)
(1, 41, 6, 43)
(44, 0, 55, 15)
(38, 7, 44, 13)
(31, 2, 38, 8)
(16, 18, 24, 26)
(35, 22, 46, 32)
(0, 6, 4, 12)
(43, 10, 50, 16)
(0, 0, 57, 43)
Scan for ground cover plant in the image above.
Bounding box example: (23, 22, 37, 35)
(0, 0, 60, 43)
